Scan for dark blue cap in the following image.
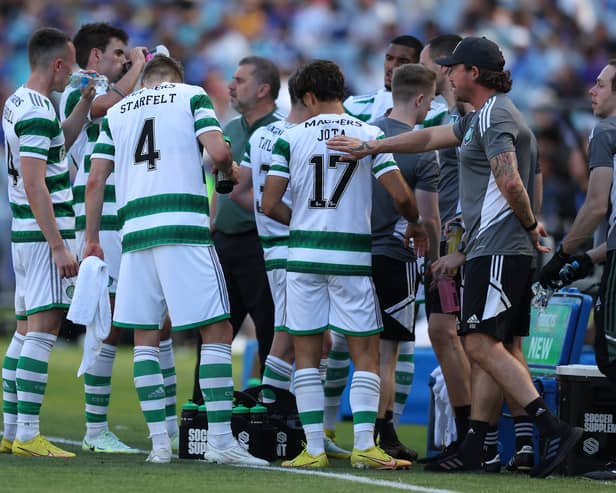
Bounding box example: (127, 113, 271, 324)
(435, 36, 505, 71)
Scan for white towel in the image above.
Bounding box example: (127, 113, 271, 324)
(67, 256, 111, 377)
(431, 366, 457, 448)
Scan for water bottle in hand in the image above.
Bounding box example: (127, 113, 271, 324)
(531, 281, 555, 310)
(144, 45, 170, 62)
(215, 170, 234, 194)
(559, 260, 580, 284)
(68, 71, 108, 91)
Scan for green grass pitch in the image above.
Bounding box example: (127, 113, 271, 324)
(0, 337, 612, 493)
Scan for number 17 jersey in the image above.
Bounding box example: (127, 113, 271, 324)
(268, 113, 398, 276)
(92, 82, 222, 253)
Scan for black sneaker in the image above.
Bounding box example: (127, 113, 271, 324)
(482, 452, 501, 473)
(380, 440, 418, 462)
(505, 445, 534, 472)
(423, 450, 482, 473)
(529, 426, 583, 478)
(417, 440, 460, 464)
(583, 461, 616, 481)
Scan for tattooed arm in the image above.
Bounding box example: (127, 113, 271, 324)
(490, 152, 535, 227)
(490, 151, 549, 252)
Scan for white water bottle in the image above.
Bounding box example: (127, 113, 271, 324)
(68, 71, 108, 90)
(145, 45, 170, 62)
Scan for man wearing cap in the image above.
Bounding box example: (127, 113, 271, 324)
(328, 36, 583, 478)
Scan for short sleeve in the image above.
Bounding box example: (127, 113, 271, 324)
(269, 134, 290, 180)
(588, 126, 616, 170)
(190, 88, 222, 137)
(91, 117, 115, 161)
(481, 105, 517, 160)
(415, 150, 440, 192)
(240, 139, 252, 168)
(15, 107, 60, 161)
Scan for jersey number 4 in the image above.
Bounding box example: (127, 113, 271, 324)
(6, 142, 18, 185)
(134, 118, 160, 171)
(309, 154, 357, 208)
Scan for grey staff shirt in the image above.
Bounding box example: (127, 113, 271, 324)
(453, 94, 536, 260)
(587, 116, 616, 251)
(371, 117, 439, 261)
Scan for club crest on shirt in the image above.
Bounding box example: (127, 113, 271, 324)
(66, 284, 75, 299)
(463, 126, 474, 146)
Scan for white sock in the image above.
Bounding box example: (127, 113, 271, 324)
(151, 432, 170, 450)
(350, 371, 380, 451)
(295, 368, 324, 456)
(199, 344, 234, 449)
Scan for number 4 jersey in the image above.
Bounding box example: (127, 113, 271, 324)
(91, 82, 222, 253)
(3, 86, 74, 243)
(268, 113, 398, 276)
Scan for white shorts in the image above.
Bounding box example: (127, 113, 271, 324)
(113, 244, 230, 331)
(267, 268, 288, 332)
(12, 239, 77, 318)
(286, 272, 383, 336)
(76, 230, 121, 294)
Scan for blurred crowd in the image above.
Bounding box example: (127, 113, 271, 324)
(0, 0, 615, 297)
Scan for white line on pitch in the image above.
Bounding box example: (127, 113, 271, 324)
(46, 436, 461, 493)
(245, 465, 462, 493)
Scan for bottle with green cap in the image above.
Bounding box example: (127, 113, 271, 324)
(179, 400, 200, 459)
(247, 377, 261, 388)
(232, 404, 250, 418)
(196, 403, 208, 429)
(180, 400, 198, 427)
(250, 404, 268, 426)
(232, 405, 251, 430)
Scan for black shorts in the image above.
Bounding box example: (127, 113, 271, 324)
(460, 255, 533, 343)
(425, 240, 461, 318)
(372, 255, 418, 341)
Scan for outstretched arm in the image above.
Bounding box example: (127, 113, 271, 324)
(327, 125, 459, 160)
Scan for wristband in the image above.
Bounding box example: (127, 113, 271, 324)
(557, 244, 571, 259)
(524, 220, 537, 232)
(410, 215, 423, 226)
(110, 84, 126, 98)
